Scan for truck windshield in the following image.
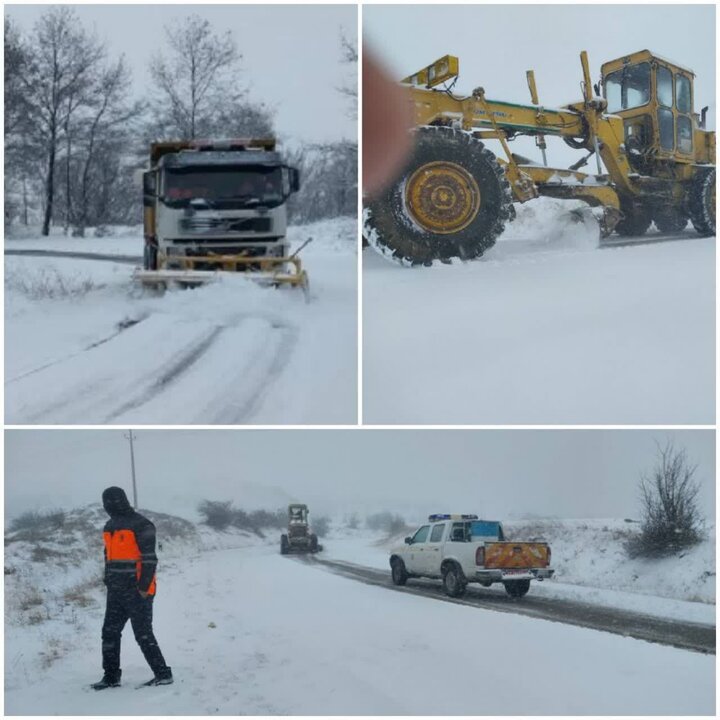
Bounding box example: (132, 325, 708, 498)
(162, 166, 285, 208)
(605, 63, 651, 112)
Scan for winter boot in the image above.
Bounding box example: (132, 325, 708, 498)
(91, 672, 121, 690)
(139, 667, 173, 687)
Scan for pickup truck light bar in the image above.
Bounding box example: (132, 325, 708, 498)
(428, 513, 479, 522)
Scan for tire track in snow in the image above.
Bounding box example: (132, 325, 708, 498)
(296, 556, 716, 655)
(4, 315, 148, 386)
(5, 316, 222, 424)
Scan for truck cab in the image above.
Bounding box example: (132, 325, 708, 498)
(600, 50, 714, 171)
(142, 138, 300, 272)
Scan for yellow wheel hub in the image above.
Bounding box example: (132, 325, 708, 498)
(405, 161, 481, 234)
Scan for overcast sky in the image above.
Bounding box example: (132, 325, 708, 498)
(5, 430, 715, 524)
(6, 4, 357, 145)
(364, 4, 715, 167)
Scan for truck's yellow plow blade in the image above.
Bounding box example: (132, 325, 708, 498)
(135, 253, 310, 298)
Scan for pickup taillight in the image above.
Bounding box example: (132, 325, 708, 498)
(475, 547, 485, 566)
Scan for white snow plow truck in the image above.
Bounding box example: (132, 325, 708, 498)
(389, 514, 554, 598)
(137, 138, 307, 291)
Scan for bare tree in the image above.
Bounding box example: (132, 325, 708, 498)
(148, 15, 272, 140)
(71, 58, 143, 236)
(20, 7, 104, 235)
(336, 30, 358, 120)
(628, 441, 704, 557)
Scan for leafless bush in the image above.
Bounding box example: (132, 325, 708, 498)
(5, 267, 100, 299)
(63, 583, 96, 608)
(18, 591, 44, 612)
(366, 511, 407, 535)
(627, 442, 704, 558)
(313, 516, 330, 538)
(10, 509, 66, 533)
(199, 501, 286, 532)
(198, 500, 234, 530)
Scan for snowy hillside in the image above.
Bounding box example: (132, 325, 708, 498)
(5, 218, 357, 424)
(363, 198, 715, 424)
(4, 507, 715, 715)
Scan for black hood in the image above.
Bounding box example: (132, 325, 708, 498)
(102, 487, 133, 517)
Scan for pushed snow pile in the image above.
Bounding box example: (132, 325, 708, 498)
(490, 196, 600, 256)
(505, 518, 716, 604)
(4, 505, 272, 629)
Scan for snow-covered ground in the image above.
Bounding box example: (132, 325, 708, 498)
(363, 199, 716, 424)
(5, 219, 357, 424)
(5, 510, 715, 715)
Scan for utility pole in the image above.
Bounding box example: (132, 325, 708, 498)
(124, 430, 138, 509)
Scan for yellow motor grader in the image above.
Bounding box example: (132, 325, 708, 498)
(364, 50, 715, 265)
(137, 138, 309, 292)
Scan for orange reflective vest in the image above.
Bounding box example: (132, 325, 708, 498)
(103, 529, 157, 595)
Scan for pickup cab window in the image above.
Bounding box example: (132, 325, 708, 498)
(429, 523, 445, 542)
(450, 523, 467, 542)
(411, 525, 430, 544)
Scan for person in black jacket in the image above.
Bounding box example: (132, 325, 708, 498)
(91, 487, 173, 690)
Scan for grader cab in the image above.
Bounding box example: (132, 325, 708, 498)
(280, 504, 321, 555)
(364, 50, 715, 266)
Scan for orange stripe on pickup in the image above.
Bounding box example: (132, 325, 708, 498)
(483, 542, 550, 569)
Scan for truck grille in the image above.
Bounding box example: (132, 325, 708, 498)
(179, 217, 272, 233)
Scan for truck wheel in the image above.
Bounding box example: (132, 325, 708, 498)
(653, 209, 687, 234)
(280, 534, 289, 555)
(309, 534, 319, 553)
(390, 558, 409, 586)
(615, 205, 652, 237)
(688, 169, 716, 237)
(504, 579, 531, 598)
(364, 126, 514, 266)
(442, 563, 467, 598)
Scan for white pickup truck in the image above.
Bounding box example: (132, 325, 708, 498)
(389, 514, 554, 598)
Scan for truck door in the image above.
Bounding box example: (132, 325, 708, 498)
(405, 525, 430, 573)
(422, 522, 446, 576)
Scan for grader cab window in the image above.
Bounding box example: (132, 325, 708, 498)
(676, 74, 692, 113)
(657, 66, 673, 107)
(606, 63, 651, 112)
(677, 115, 693, 153)
(658, 108, 675, 150)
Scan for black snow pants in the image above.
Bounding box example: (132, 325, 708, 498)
(101, 585, 169, 678)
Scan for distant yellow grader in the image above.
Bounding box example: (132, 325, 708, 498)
(364, 50, 716, 265)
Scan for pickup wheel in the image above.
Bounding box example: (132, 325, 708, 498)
(503, 579, 531, 598)
(390, 558, 409, 586)
(442, 563, 467, 598)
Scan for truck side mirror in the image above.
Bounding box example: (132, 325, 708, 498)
(290, 167, 300, 193)
(404, 536, 412, 544)
(143, 171, 157, 197)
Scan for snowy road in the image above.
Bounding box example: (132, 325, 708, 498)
(5, 219, 357, 424)
(298, 555, 716, 654)
(363, 205, 715, 424)
(5, 543, 715, 715)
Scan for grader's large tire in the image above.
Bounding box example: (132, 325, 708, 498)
(688, 169, 716, 237)
(615, 204, 652, 237)
(364, 126, 514, 266)
(280, 534, 289, 555)
(504, 579, 531, 598)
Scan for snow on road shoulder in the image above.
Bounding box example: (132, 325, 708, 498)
(318, 519, 716, 626)
(5, 218, 357, 424)
(363, 203, 715, 424)
(5, 543, 714, 716)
